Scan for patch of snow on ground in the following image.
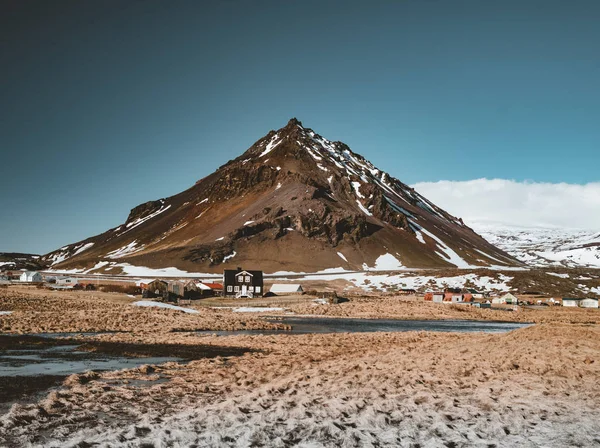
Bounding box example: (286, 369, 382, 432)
(121, 204, 171, 234)
(409, 224, 426, 244)
(352, 182, 364, 199)
(233, 307, 284, 313)
(223, 251, 237, 262)
(244, 221, 254, 226)
(82, 261, 111, 274)
(275, 183, 281, 190)
(106, 241, 143, 259)
(132, 301, 199, 314)
(215, 237, 225, 241)
(373, 253, 403, 270)
(259, 134, 281, 157)
(337, 252, 348, 262)
(114, 264, 214, 278)
(547, 272, 570, 279)
(0, 311, 12, 316)
(474, 248, 509, 266)
(418, 227, 474, 268)
(73, 242, 94, 256)
(356, 200, 372, 216)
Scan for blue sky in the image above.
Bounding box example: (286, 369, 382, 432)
(1, 0, 599, 253)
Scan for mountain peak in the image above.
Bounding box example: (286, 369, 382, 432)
(42, 119, 521, 273)
(285, 117, 303, 128)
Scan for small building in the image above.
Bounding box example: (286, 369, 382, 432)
(5, 271, 22, 281)
(201, 282, 223, 296)
(444, 288, 463, 302)
(223, 268, 264, 298)
(563, 298, 599, 308)
(492, 293, 518, 305)
(56, 277, 78, 286)
(424, 292, 444, 303)
(466, 289, 485, 300)
(580, 298, 599, 308)
(136, 279, 157, 289)
(143, 279, 169, 299)
(270, 284, 304, 294)
(19, 271, 42, 283)
(167, 281, 187, 300)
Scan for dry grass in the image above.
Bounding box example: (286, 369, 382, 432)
(1, 289, 599, 446)
(1, 325, 599, 446)
(0, 288, 285, 333)
(282, 294, 600, 324)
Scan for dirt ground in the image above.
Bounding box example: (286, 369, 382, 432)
(0, 287, 599, 447)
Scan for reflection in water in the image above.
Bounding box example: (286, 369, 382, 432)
(197, 317, 531, 336)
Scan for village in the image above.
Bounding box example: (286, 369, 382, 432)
(2, 267, 598, 309)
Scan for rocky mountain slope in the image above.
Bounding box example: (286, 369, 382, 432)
(42, 119, 521, 274)
(473, 222, 600, 268)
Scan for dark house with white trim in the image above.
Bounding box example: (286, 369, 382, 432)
(223, 268, 264, 298)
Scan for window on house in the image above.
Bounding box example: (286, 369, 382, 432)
(249, 286, 254, 292)
(255, 286, 261, 293)
(227, 285, 232, 292)
(234, 286, 239, 292)
(245, 276, 250, 283)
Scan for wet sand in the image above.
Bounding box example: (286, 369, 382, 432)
(0, 334, 254, 415)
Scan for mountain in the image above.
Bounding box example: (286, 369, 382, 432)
(42, 119, 521, 274)
(472, 222, 600, 268)
(0, 253, 45, 272)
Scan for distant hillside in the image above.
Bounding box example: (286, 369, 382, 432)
(472, 222, 600, 268)
(0, 253, 45, 272)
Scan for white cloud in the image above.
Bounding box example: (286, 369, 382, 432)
(411, 179, 600, 230)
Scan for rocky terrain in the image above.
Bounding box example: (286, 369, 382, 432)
(41, 119, 520, 274)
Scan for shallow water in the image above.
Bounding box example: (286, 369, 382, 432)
(197, 317, 530, 336)
(0, 336, 181, 377)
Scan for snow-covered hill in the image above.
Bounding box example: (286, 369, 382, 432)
(471, 221, 600, 268)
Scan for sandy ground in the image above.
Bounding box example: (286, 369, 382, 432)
(1, 288, 599, 447)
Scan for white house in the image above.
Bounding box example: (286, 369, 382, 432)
(56, 277, 78, 286)
(492, 293, 518, 305)
(563, 298, 599, 308)
(19, 271, 42, 283)
(580, 298, 598, 308)
(270, 284, 304, 294)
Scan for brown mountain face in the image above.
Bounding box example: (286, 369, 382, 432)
(43, 118, 521, 274)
